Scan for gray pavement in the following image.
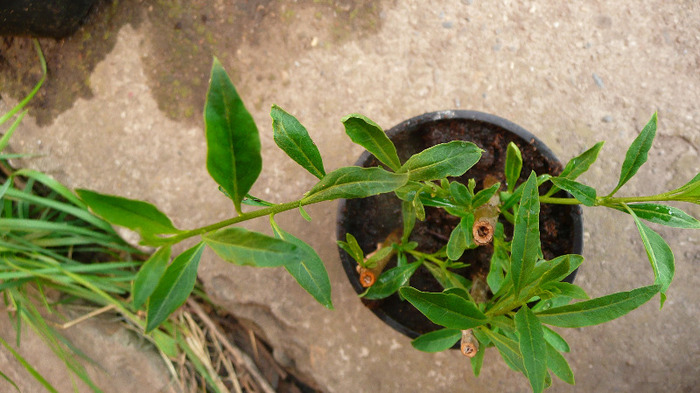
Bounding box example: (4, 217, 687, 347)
(1, 1, 698, 391)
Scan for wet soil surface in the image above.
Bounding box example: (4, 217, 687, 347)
(338, 115, 582, 338)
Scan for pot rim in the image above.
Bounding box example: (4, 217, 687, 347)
(336, 110, 584, 340)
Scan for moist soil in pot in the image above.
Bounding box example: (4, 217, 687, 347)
(338, 114, 582, 339)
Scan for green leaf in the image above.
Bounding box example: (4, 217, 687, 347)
(0, 336, 58, 393)
(613, 203, 700, 229)
(271, 105, 326, 179)
(515, 307, 547, 393)
(205, 57, 262, 213)
(146, 242, 205, 332)
(505, 142, 523, 192)
(483, 328, 525, 373)
(133, 246, 172, 309)
(411, 328, 462, 352)
(0, 110, 27, 153)
(76, 189, 180, 236)
(298, 206, 312, 222)
(450, 181, 472, 206)
(446, 216, 470, 261)
(472, 182, 501, 208)
(338, 233, 364, 265)
(342, 114, 401, 171)
(204, 227, 299, 267)
(511, 172, 541, 298)
(543, 326, 570, 353)
(536, 285, 660, 328)
(401, 200, 416, 243)
(610, 113, 657, 196)
(424, 262, 471, 291)
(399, 287, 488, 329)
(550, 177, 597, 207)
(398, 141, 482, 182)
(625, 205, 675, 307)
(363, 262, 421, 300)
(413, 192, 426, 221)
(546, 343, 575, 385)
(302, 166, 408, 204)
(272, 229, 333, 309)
(542, 282, 589, 300)
(560, 141, 605, 180)
(539, 254, 582, 284)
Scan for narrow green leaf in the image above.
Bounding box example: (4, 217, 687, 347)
(399, 287, 488, 329)
(401, 200, 416, 243)
(613, 203, 700, 229)
(302, 166, 408, 204)
(205, 57, 262, 213)
(0, 110, 27, 153)
(560, 141, 605, 180)
(0, 336, 58, 393)
(363, 262, 421, 300)
(536, 285, 660, 328)
(505, 142, 523, 192)
(413, 192, 426, 221)
(398, 141, 482, 182)
(342, 114, 401, 171)
(550, 177, 597, 207)
(610, 113, 657, 196)
(271, 105, 326, 179)
(133, 246, 172, 309)
(76, 189, 180, 236)
(511, 172, 541, 297)
(515, 307, 547, 393)
(450, 181, 472, 206)
(204, 227, 299, 267)
(298, 206, 312, 221)
(338, 233, 364, 265)
(546, 343, 575, 385)
(472, 182, 501, 208)
(272, 229, 333, 309)
(625, 205, 674, 307)
(539, 254, 582, 285)
(482, 328, 525, 373)
(543, 326, 570, 353)
(470, 329, 489, 377)
(0, 368, 20, 392)
(411, 328, 462, 352)
(447, 217, 468, 261)
(542, 282, 589, 300)
(424, 262, 471, 291)
(146, 243, 205, 332)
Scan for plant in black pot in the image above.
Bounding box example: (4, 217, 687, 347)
(69, 59, 699, 392)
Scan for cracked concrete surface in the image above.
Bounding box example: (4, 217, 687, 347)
(1, 1, 699, 391)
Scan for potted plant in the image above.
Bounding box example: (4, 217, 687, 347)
(336, 110, 583, 341)
(72, 58, 699, 392)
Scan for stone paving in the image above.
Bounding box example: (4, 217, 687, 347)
(1, 1, 698, 391)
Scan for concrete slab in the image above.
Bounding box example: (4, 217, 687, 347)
(1, 1, 698, 392)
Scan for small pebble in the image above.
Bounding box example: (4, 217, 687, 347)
(592, 73, 605, 88)
(602, 115, 614, 123)
(461, 0, 473, 4)
(442, 21, 454, 28)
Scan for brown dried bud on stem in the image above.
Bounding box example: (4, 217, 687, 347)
(358, 228, 402, 287)
(461, 329, 479, 358)
(472, 180, 501, 246)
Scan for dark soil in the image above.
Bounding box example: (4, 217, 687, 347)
(337, 113, 583, 338)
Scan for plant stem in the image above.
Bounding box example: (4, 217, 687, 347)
(540, 193, 681, 206)
(159, 198, 307, 245)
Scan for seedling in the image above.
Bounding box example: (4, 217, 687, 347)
(75, 59, 699, 392)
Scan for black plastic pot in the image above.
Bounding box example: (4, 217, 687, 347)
(0, 0, 96, 38)
(337, 110, 584, 340)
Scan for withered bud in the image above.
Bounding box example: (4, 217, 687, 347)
(461, 329, 479, 358)
(473, 219, 494, 245)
